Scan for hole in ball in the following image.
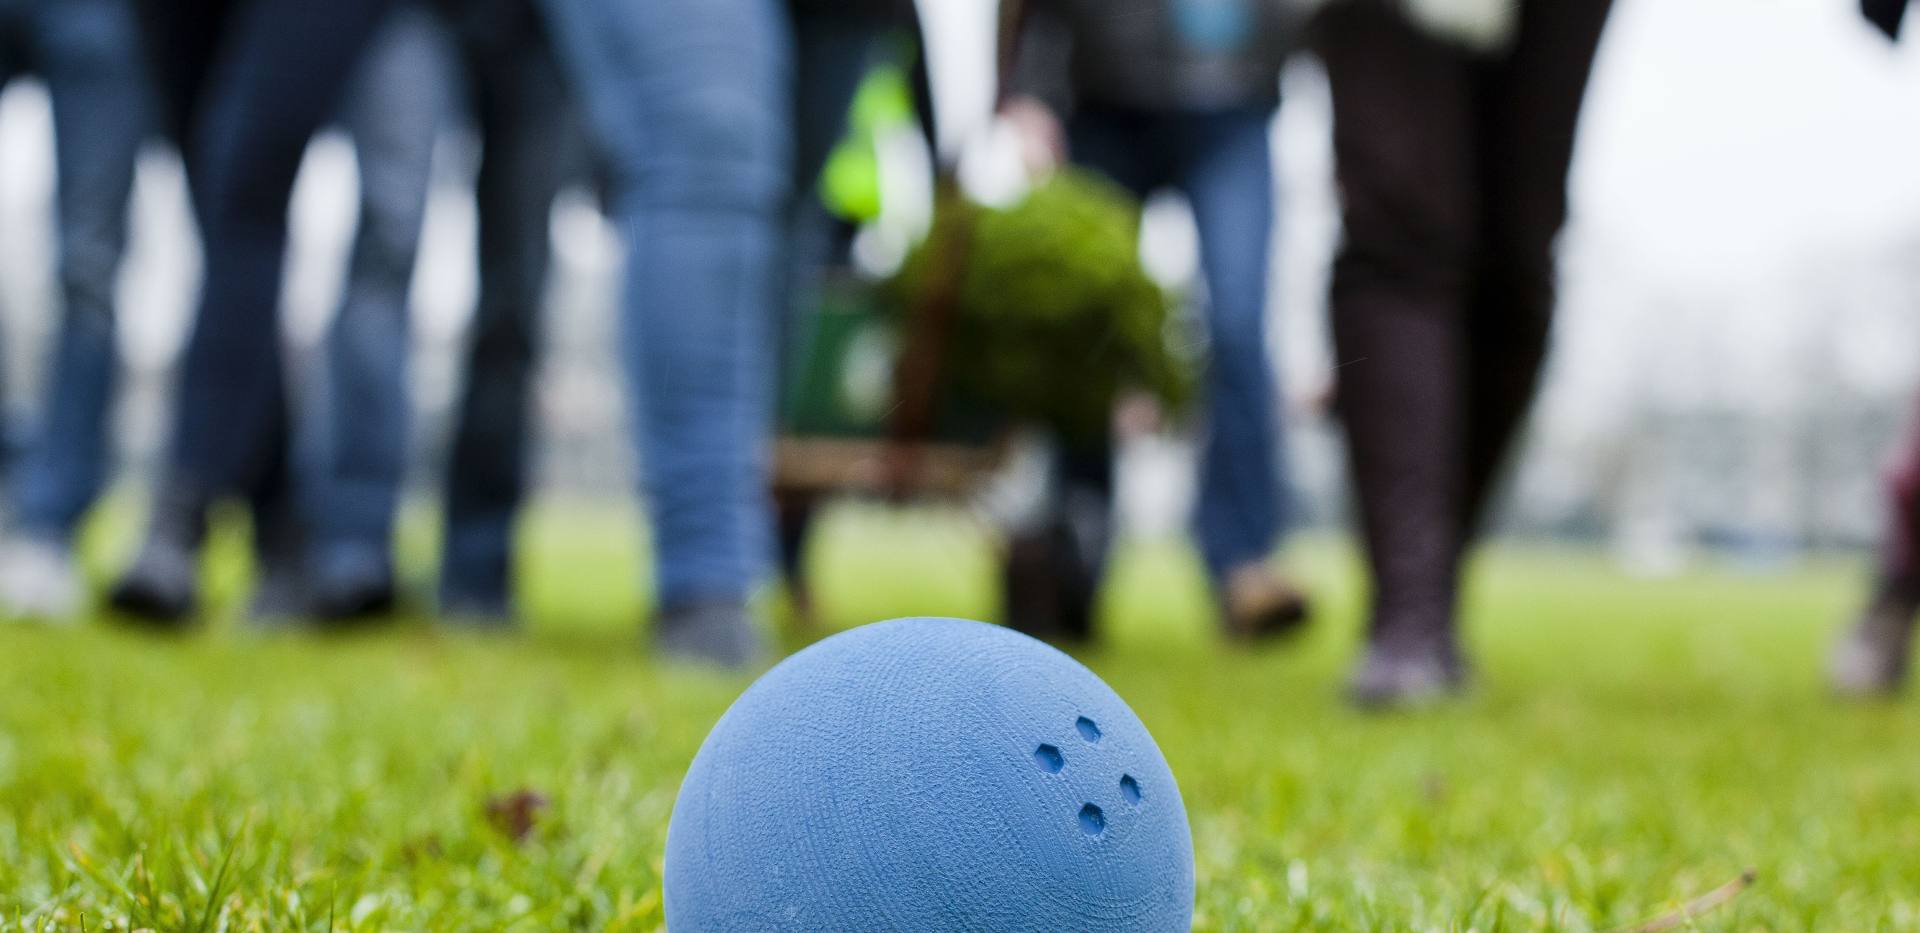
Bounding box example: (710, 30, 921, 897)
(1120, 774, 1142, 805)
(1078, 803, 1106, 835)
(1033, 744, 1065, 773)
(1075, 717, 1102, 743)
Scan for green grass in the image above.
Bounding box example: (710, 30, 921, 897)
(4, 496, 1920, 930)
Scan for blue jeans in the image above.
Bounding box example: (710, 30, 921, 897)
(0, 0, 146, 540)
(1069, 104, 1286, 578)
(297, 5, 453, 566)
(537, 0, 792, 608)
(295, 0, 588, 605)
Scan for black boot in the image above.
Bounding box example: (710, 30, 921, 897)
(1001, 518, 1096, 645)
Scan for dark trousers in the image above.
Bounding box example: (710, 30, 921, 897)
(0, 0, 146, 539)
(1315, 0, 1612, 647)
(436, 0, 585, 607)
(1879, 396, 1920, 604)
(772, 11, 903, 594)
(134, 0, 396, 531)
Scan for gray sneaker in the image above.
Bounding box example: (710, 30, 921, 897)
(0, 535, 83, 622)
(1831, 600, 1918, 698)
(108, 533, 199, 626)
(654, 599, 767, 670)
(1347, 640, 1469, 710)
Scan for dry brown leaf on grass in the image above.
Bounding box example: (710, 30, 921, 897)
(484, 789, 551, 843)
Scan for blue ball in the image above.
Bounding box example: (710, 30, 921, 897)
(665, 617, 1195, 932)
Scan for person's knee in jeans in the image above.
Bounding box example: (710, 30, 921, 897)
(591, 0, 789, 662)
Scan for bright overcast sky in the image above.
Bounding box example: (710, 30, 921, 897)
(1576, 0, 1920, 280)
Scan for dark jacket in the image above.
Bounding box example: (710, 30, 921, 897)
(1006, 0, 1302, 114)
(1863, 0, 1909, 39)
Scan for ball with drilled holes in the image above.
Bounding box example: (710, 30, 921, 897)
(664, 617, 1194, 932)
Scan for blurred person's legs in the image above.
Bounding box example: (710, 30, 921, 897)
(1881, 427, 1920, 610)
(995, 108, 1166, 644)
(244, 445, 307, 619)
(1317, 0, 1611, 705)
(1006, 106, 1300, 644)
(1832, 397, 1920, 695)
(0, 22, 13, 476)
(112, 0, 398, 623)
(1457, 3, 1614, 541)
(538, 0, 791, 666)
(1006, 443, 1112, 644)
(130, 0, 224, 143)
(774, 10, 900, 623)
(1170, 104, 1307, 641)
(437, 2, 578, 623)
(279, 5, 451, 621)
(0, 0, 145, 618)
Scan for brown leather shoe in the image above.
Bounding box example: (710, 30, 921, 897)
(1220, 562, 1310, 643)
